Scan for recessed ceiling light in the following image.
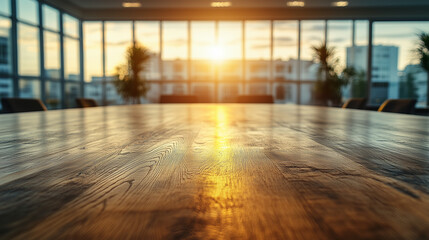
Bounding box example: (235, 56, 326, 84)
(122, 2, 141, 8)
(211, 1, 232, 7)
(331, 1, 349, 7)
(287, 1, 305, 7)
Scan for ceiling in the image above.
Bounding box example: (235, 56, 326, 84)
(54, 0, 429, 9)
(45, 0, 429, 20)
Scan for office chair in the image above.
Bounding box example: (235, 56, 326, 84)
(378, 99, 417, 114)
(1, 98, 47, 113)
(236, 95, 274, 103)
(76, 98, 98, 108)
(342, 98, 367, 109)
(159, 95, 199, 103)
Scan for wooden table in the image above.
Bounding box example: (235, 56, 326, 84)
(0, 104, 428, 239)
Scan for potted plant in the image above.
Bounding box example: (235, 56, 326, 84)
(311, 43, 348, 106)
(114, 43, 151, 104)
(415, 32, 429, 106)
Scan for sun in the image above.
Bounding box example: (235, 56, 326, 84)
(210, 44, 225, 61)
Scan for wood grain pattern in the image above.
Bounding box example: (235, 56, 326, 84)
(0, 104, 428, 239)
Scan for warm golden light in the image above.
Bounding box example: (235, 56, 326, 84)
(331, 1, 349, 7)
(287, 1, 305, 7)
(211, 1, 232, 7)
(122, 2, 141, 8)
(210, 44, 225, 61)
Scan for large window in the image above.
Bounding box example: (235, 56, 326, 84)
(42, 5, 59, 32)
(218, 21, 243, 84)
(300, 21, 325, 104)
(0, 0, 84, 111)
(105, 22, 132, 76)
(17, 0, 38, 25)
(327, 20, 353, 102)
(162, 21, 188, 82)
(18, 23, 39, 76)
(346, 20, 369, 99)
(19, 79, 40, 98)
(273, 21, 299, 103)
(63, 14, 79, 38)
(2, 0, 427, 110)
(0, 17, 12, 75)
(135, 21, 161, 80)
(0, 78, 13, 109)
(83, 22, 102, 104)
(191, 21, 215, 81)
(44, 31, 60, 79)
(105, 21, 132, 104)
(372, 22, 429, 107)
(45, 80, 60, 109)
(83, 22, 102, 82)
(245, 21, 270, 84)
(273, 21, 298, 80)
(0, 14, 12, 105)
(0, 0, 11, 16)
(64, 37, 80, 80)
(327, 21, 353, 73)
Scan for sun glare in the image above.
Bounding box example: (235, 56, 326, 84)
(210, 44, 225, 61)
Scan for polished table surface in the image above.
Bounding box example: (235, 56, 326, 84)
(0, 104, 428, 239)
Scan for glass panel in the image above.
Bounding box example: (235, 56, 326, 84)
(347, 20, 368, 99)
(19, 79, 40, 98)
(106, 80, 123, 105)
(301, 21, 325, 81)
(219, 83, 239, 102)
(135, 21, 161, 80)
(65, 83, 80, 108)
(248, 83, 268, 95)
(273, 21, 299, 81)
(372, 22, 429, 107)
(300, 83, 314, 105)
(300, 21, 325, 105)
(84, 82, 102, 104)
(327, 20, 352, 72)
(42, 5, 59, 31)
(191, 21, 215, 81)
(45, 80, 61, 109)
(18, 23, 39, 76)
(0, 78, 13, 110)
(145, 83, 160, 103)
(245, 21, 270, 81)
(0, 17, 12, 75)
(17, 0, 38, 25)
(0, 0, 10, 16)
(327, 20, 353, 102)
(273, 83, 297, 103)
(162, 21, 188, 80)
(355, 20, 368, 46)
(64, 37, 80, 80)
(218, 21, 243, 81)
(83, 22, 102, 82)
(44, 31, 60, 79)
(63, 14, 79, 37)
(191, 83, 214, 102)
(105, 21, 132, 77)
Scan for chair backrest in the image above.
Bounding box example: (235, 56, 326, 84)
(378, 99, 417, 114)
(1, 98, 47, 113)
(160, 95, 199, 103)
(76, 98, 98, 108)
(342, 98, 367, 109)
(236, 95, 274, 103)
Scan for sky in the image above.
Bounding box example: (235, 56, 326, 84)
(1, 14, 429, 80)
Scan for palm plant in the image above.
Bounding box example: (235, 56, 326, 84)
(114, 43, 151, 104)
(416, 32, 429, 106)
(311, 43, 347, 106)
